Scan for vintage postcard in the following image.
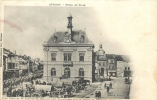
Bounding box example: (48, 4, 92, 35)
(0, 0, 157, 100)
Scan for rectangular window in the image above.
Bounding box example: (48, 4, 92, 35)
(51, 53, 56, 61)
(68, 53, 71, 61)
(79, 53, 84, 61)
(128, 67, 130, 70)
(64, 53, 67, 61)
(125, 67, 127, 70)
(64, 53, 72, 61)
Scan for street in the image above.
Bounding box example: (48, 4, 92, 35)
(84, 77, 130, 99)
(3, 71, 130, 99)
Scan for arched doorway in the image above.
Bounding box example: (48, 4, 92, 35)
(100, 68, 104, 76)
(64, 67, 70, 78)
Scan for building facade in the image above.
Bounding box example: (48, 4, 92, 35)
(94, 44, 132, 78)
(3, 48, 38, 79)
(43, 14, 94, 82)
(106, 54, 117, 76)
(4, 49, 21, 78)
(95, 44, 108, 78)
(117, 61, 132, 77)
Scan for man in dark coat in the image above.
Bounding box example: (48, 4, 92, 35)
(31, 80, 34, 85)
(95, 91, 98, 98)
(110, 82, 112, 88)
(107, 86, 110, 93)
(97, 91, 100, 98)
(51, 85, 54, 92)
(104, 83, 106, 88)
(13, 90, 16, 97)
(62, 82, 65, 87)
(98, 91, 101, 98)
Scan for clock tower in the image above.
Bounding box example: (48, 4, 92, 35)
(67, 13, 73, 41)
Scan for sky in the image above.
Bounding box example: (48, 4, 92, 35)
(3, 5, 156, 61)
(3, 6, 127, 60)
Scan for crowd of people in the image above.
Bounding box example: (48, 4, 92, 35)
(3, 73, 91, 98)
(3, 70, 43, 97)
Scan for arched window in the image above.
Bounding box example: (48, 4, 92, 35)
(79, 68, 84, 77)
(51, 68, 56, 76)
(64, 67, 70, 78)
(125, 67, 127, 70)
(128, 67, 130, 70)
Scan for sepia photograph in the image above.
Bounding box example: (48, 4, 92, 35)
(2, 6, 132, 99)
(1, 1, 157, 100)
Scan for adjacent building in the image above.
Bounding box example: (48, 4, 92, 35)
(106, 54, 117, 77)
(4, 49, 21, 78)
(95, 44, 131, 78)
(117, 55, 131, 77)
(42, 14, 94, 82)
(3, 48, 43, 79)
(95, 44, 108, 79)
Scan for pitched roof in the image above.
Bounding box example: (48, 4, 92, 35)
(121, 55, 130, 62)
(47, 30, 90, 44)
(115, 55, 130, 62)
(106, 54, 116, 59)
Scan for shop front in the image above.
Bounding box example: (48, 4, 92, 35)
(108, 71, 117, 77)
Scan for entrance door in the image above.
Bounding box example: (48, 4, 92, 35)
(100, 68, 104, 76)
(64, 67, 70, 78)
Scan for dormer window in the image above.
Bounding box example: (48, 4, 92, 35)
(67, 34, 71, 43)
(80, 35, 85, 43)
(54, 36, 57, 43)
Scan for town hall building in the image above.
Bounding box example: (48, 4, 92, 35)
(42, 14, 95, 82)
